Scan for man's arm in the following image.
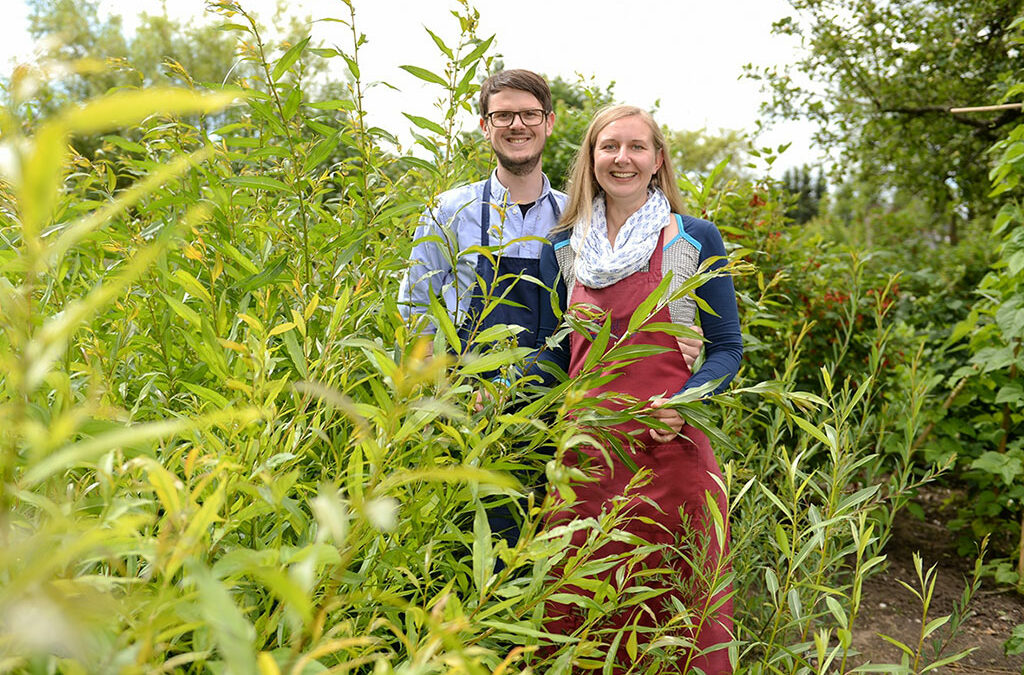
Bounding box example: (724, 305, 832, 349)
(398, 205, 455, 330)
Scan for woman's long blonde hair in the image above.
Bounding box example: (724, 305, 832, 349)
(554, 105, 686, 233)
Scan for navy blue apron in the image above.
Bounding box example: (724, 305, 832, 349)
(456, 177, 560, 351)
(460, 177, 560, 559)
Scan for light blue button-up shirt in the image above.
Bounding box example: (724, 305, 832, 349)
(398, 170, 566, 331)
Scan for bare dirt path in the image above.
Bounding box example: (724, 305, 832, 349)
(852, 488, 1024, 673)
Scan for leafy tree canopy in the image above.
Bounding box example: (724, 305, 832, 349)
(13, 0, 339, 167)
(749, 0, 1024, 240)
(17, 0, 322, 116)
(25, 0, 236, 94)
(535, 75, 611, 191)
(665, 127, 752, 184)
(541, 75, 751, 192)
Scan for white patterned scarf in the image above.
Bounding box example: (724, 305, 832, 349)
(570, 188, 670, 289)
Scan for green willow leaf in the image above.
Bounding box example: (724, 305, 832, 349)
(342, 54, 360, 80)
(399, 64, 447, 87)
(282, 328, 309, 379)
(424, 27, 453, 59)
(302, 134, 341, 173)
(402, 113, 446, 136)
(192, 565, 259, 674)
(458, 35, 494, 68)
(307, 99, 356, 111)
(272, 36, 310, 82)
(459, 347, 532, 375)
(227, 176, 291, 192)
(582, 316, 612, 373)
(237, 256, 289, 293)
(627, 271, 673, 335)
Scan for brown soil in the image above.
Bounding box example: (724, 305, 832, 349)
(852, 487, 1024, 674)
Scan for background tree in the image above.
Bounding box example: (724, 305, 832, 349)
(128, 10, 239, 87)
(540, 75, 616, 191)
(14, 0, 345, 176)
(540, 76, 752, 193)
(749, 0, 1024, 243)
(666, 126, 752, 184)
(22, 0, 130, 112)
(25, 0, 235, 92)
(18, 0, 322, 114)
(782, 163, 826, 224)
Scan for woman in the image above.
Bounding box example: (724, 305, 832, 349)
(535, 105, 742, 673)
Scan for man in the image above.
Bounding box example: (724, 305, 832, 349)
(397, 70, 566, 562)
(398, 69, 564, 351)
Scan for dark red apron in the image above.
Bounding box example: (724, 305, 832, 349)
(546, 228, 733, 674)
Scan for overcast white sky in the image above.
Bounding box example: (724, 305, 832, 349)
(0, 0, 822, 173)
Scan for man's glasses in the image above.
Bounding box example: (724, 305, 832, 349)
(485, 109, 547, 127)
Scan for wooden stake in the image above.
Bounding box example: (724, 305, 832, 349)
(949, 103, 1023, 114)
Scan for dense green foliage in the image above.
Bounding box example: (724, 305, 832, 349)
(750, 0, 1024, 241)
(751, 0, 1024, 596)
(1, 0, 1021, 673)
(947, 31, 1024, 585)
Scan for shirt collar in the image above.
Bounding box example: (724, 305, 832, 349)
(488, 168, 551, 205)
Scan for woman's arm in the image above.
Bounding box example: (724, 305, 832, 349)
(649, 218, 742, 442)
(680, 218, 743, 394)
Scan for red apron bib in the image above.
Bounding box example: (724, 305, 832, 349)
(546, 228, 733, 674)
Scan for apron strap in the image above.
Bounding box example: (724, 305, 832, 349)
(546, 191, 561, 220)
(479, 177, 492, 248)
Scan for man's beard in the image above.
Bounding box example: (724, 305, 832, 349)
(494, 148, 543, 176)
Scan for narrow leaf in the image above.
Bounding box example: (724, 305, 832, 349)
(282, 329, 309, 378)
(193, 566, 259, 674)
(228, 176, 291, 192)
(458, 35, 495, 68)
(402, 113, 446, 136)
(272, 36, 310, 82)
(399, 64, 448, 86)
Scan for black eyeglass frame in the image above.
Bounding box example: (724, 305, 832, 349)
(484, 109, 549, 128)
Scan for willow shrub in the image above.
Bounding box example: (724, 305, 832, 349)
(0, 2, 983, 673)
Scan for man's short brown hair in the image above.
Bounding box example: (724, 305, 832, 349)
(479, 69, 552, 117)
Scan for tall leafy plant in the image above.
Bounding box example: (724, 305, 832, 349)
(0, 1, 997, 673)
